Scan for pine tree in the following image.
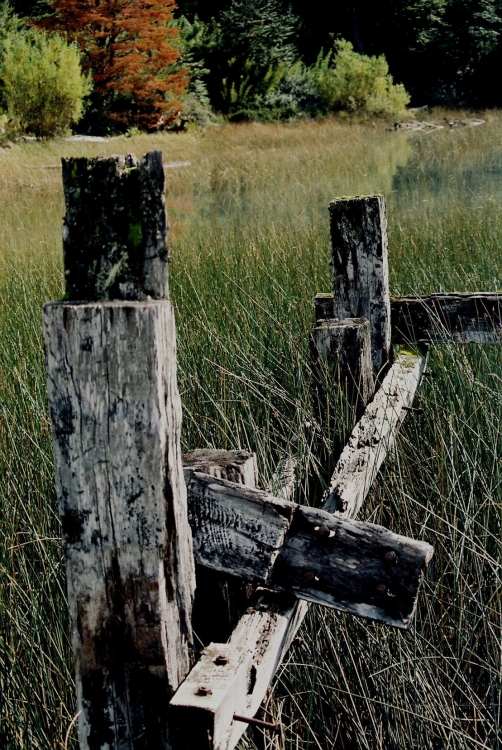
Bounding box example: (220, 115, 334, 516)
(41, 0, 187, 130)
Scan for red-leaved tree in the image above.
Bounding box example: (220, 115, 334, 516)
(41, 0, 187, 130)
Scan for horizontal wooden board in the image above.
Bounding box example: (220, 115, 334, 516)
(315, 292, 502, 344)
(187, 473, 433, 627)
(187, 473, 295, 583)
(272, 505, 433, 628)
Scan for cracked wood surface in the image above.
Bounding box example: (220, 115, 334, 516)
(44, 301, 195, 749)
(183, 451, 264, 647)
(329, 196, 391, 376)
(62, 152, 168, 302)
(323, 351, 426, 517)
(187, 473, 433, 626)
(315, 292, 502, 344)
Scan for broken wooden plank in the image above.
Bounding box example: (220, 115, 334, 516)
(315, 292, 502, 344)
(174, 477, 433, 749)
(271, 505, 433, 627)
(44, 152, 195, 749)
(170, 592, 303, 750)
(184, 450, 260, 646)
(187, 473, 432, 626)
(187, 473, 294, 583)
(329, 195, 391, 375)
(323, 351, 426, 518)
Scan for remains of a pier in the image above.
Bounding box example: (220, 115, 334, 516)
(43, 153, 502, 749)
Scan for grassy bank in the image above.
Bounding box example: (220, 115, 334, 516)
(1, 115, 501, 748)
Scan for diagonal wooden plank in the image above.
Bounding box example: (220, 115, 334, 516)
(323, 351, 426, 517)
(171, 352, 428, 750)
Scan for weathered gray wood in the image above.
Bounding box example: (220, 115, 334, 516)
(316, 292, 502, 344)
(323, 351, 426, 517)
(183, 449, 258, 487)
(174, 472, 433, 748)
(44, 300, 195, 749)
(311, 318, 374, 416)
(62, 151, 168, 301)
(183, 450, 259, 647)
(187, 474, 433, 626)
(187, 473, 294, 583)
(392, 293, 502, 344)
(271, 505, 433, 627)
(170, 592, 303, 750)
(329, 196, 391, 376)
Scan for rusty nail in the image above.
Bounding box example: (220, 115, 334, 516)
(303, 570, 316, 582)
(375, 584, 387, 595)
(195, 685, 212, 697)
(402, 406, 424, 414)
(314, 525, 330, 538)
(384, 550, 397, 562)
(214, 654, 229, 666)
(233, 714, 280, 733)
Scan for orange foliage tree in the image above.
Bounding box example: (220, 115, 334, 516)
(41, 0, 187, 130)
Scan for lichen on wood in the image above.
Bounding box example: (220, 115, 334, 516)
(61, 151, 169, 302)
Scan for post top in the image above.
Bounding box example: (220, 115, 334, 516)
(329, 194, 384, 208)
(61, 150, 169, 302)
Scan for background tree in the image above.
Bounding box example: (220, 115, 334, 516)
(42, 0, 187, 132)
(192, 0, 300, 119)
(176, 0, 502, 107)
(0, 28, 91, 136)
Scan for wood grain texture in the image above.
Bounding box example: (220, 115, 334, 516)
(323, 351, 426, 518)
(187, 473, 294, 583)
(311, 318, 374, 416)
(271, 505, 433, 628)
(391, 293, 502, 344)
(187, 474, 433, 626)
(183, 449, 258, 487)
(315, 292, 502, 344)
(174, 475, 433, 748)
(170, 592, 305, 750)
(184, 450, 259, 647)
(44, 300, 195, 749)
(62, 151, 168, 301)
(329, 196, 391, 376)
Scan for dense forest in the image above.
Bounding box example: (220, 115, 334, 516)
(2, 0, 502, 137)
(174, 0, 502, 107)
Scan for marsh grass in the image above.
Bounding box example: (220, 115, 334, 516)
(1, 114, 502, 748)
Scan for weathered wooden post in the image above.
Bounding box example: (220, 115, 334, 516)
(43, 152, 195, 748)
(326, 195, 391, 379)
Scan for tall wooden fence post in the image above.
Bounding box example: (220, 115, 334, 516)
(43, 152, 195, 749)
(329, 195, 391, 378)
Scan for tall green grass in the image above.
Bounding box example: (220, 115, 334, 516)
(1, 116, 501, 748)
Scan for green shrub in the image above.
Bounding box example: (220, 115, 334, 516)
(0, 29, 91, 138)
(312, 39, 410, 116)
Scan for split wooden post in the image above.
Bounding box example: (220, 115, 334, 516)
(43, 152, 195, 749)
(329, 195, 391, 378)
